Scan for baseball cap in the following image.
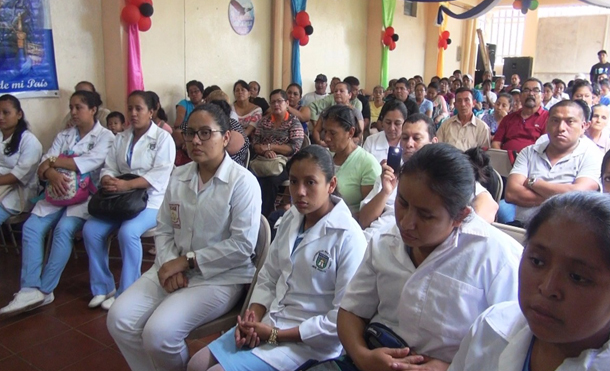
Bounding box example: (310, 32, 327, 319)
(315, 74, 327, 83)
(463, 74, 473, 81)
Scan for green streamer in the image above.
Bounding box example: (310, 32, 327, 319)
(381, 0, 396, 88)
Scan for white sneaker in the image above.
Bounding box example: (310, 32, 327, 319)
(101, 297, 115, 311)
(88, 289, 116, 308)
(0, 289, 44, 316)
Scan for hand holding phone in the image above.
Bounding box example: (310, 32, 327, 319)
(387, 146, 403, 175)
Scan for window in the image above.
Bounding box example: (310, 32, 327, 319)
(477, 6, 525, 66)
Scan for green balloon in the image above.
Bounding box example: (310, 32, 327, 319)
(529, 0, 539, 10)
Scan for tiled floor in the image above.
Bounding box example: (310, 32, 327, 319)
(0, 239, 218, 371)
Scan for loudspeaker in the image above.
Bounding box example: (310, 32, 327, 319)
(476, 43, 496, 72)
(503, 57, 533, 83)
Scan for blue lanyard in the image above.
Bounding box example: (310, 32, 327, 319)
(291, 219, 306, 255)
(126, 135, 135, 167)
(522, 338, 535, 371)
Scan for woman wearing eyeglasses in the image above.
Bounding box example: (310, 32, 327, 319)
(252, 89, 304, 217)
(82, 90, 176, 311)
(107, 103, 262, 371)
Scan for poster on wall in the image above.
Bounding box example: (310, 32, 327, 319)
(0, 0, 59, 98)
(229, 0, 254, 35)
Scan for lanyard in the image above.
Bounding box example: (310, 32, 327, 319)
(126, 134, 135, 167)
(291, 219, 307, 255)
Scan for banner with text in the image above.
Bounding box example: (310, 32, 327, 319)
(0, 0, 59, 98)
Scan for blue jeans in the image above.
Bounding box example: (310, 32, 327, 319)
(497, 200, 516, 224)
(0, 205, 18, 224)
(83, 208, 159, 297)
(21, 209, 85, 293)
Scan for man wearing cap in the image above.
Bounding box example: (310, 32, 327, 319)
(301, 74, 328, 107)
(492, 78, 549, 153)
(462, 74, 483, 111)
(590, 50, 610, 84)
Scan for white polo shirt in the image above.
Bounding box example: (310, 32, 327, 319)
(510, 137, 602, 222)
(362, 132, 391, 163)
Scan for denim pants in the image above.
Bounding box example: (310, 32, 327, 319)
(21, 209, 85, 293)
(83, 208, 159, 297)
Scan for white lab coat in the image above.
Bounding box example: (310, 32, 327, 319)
(100, 122, 175, 210)
(0, 130, 42, 213)
(250, 196, 367, 371)
(449, 301, 610, 371)
(32, 122, 114, 218)
(145, 155, 261, 286)
(396, 213, 523, 363)
(362, 131, 390, 164)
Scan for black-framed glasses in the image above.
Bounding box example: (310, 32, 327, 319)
(522, 88, 541, 94)
(270, 98, 286, 106)
(182, 128, 222, 142)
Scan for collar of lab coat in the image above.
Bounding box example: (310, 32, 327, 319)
(177, 152, 233, 192)
(74, 120, 105, 142)
(286, 195, 352, 247)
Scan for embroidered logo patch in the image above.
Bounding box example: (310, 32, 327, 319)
(312, 250, 332, 272)
(169, 203, 181, 229)
(149, 142, 156, 151)
(88, 142, 94, 150)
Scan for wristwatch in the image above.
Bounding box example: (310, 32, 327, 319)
(49, 156, 57, 168)
(268, 327, 280, 345)
(527, 177, 537, 189)
(186, 252, 195, 270)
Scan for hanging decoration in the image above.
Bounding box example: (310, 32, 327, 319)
(438, 30, 451, 51)
(435, 0, 501, 24)
(292, 11, 314, 47)
(436, 3, 449, 78)
(290, 0, 307, 86)
(380, 0, 396, 88)
(381, 26, 399, 51)
(513, 0, 539, 14)
(120, 0, 154, 32)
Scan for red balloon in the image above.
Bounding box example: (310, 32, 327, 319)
(389, 40, 396, 51)
(121, 4, 141, 25)
(385, 26, 395, 36)
(299, 35, 309, 46)
(513, 0, 522, 10)
(442, 30, 450, 39)
(292, 26, 306, 40)
(138, 16, 152, 31)
(383, 35, 392, 46)
(295, 11, 310, 27)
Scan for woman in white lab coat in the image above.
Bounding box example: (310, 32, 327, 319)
(188, 145, 368, 371)
(107, 103, 262, 371)
(449, 192, 610, 371)
(338, 143, 523, 371)
(0, 94, 43, 222)
(0, 90, 114, 317)
(83, 90, 176, 310)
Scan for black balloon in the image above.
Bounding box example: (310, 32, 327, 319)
(140, 3, 154, 17)
(304, 25, 314, 36)
(392, 34, 399, 42)
(446, 38, 452, 45)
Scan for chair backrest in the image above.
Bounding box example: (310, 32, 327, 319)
(490, 168, 503, 203)
(492, 222, 526, 245)
(302, 135, 311, 149)
(244, 148, 251, 169)
(240, 215, 272, 315)
(486, 148, 513, 178)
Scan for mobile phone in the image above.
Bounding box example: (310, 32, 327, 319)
(387, 146, 402, 174)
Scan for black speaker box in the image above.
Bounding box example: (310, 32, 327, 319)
(502, 57, 533, 82)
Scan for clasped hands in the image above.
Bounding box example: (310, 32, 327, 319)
(234, 309, 272, 349)
(101, 175, 132, 193)
(157, 256, 189, 293)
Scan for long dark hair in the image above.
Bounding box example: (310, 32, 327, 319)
(0, 94, 28, 156)
(146, 91, 168, 122)
(286, 145, 340, 196)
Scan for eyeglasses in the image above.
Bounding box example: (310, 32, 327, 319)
(522, 88, 541, 94)
(270, 99, 286, 106)
(182, 128, 222, 142)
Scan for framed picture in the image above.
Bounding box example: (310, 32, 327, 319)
(404, 1, 417, 17)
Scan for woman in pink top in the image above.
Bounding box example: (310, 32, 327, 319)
(147, 91, 173, 134)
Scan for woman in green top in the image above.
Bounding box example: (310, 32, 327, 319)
(321, 105, 381, 216)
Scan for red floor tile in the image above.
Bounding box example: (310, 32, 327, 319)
(0, 355, 40, 371)
(75, 314, 114, 346)
(18, 330, 105, 371)
(46, 296, 106, 328)
(0, 344, 13, 361)
(59, 348, 130, 371)
(0, 313, 71, 353)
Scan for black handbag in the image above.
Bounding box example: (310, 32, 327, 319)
(88, 174, 149, 221)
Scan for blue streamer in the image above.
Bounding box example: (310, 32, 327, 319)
(290, 0, 307, 86)
(436, 0, 501, 24)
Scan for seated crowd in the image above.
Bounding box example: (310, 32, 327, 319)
(0, 67, 608, 371)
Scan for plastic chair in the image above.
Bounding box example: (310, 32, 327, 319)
(187, 215, 271, 340)
(486, 148, 513, 178)
(490, 168, 504, 203)
(492, 222, 526, 245)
